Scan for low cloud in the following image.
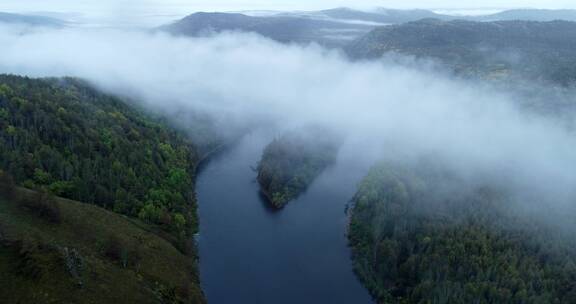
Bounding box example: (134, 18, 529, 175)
(0, 24, 575, 215)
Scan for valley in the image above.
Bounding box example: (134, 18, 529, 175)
(2, 3, 576, 304)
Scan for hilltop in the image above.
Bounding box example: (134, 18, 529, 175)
(160, 12, 376, 47)
(347, 19, 576, 85)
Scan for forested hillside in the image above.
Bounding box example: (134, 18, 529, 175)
(161, 12, 374, 47)
(0, 75, 199, 245)
(349, 161, 576, 303)
(347, 19, 576, 86)
(0, 75, 208, 303)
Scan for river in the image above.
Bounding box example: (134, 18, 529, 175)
(196, 131, 374, 304)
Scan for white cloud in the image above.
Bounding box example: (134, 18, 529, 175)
(2, 0, 576, 16)
(0, 25, 575, 211)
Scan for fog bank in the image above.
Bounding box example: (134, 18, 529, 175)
(0, 24, 575, 211)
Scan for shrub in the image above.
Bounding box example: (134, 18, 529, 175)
(103, 236, 141, 269)
(15, 239, 60, 280)
(0, 223, 6, 242)
(0, 170, 15, 198)
(19, 191, 62, 224)
(103, 236, 123, 262)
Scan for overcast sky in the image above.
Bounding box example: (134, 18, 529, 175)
(1, 0, 575, 27)
(2, 0, 576, 14)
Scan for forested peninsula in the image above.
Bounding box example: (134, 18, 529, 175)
(257, 129, 340, 208)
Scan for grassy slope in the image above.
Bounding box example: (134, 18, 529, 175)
(0, 187, 204, 304)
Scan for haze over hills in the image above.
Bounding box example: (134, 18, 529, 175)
(278, 7, 454, 24)
(347, 19, 576, 85)
(4, 7, 576, 30)
(250, 7, 576, 25)
(0, 12, 65, 27)
(161, 8, 576, 49)
(161, 12, 375, 47)
(4, 3, 576, 304)
(473, 9, 576, 22)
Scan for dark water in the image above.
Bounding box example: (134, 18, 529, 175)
(196, 132, 374, 304)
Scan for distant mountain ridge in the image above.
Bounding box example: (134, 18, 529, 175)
(263, 8, 576, 24)
(160, 12, 374, 47)
(474, 9, 576, 22)
(161, 8, 576, 49)
(0, 12, 65, 27)
(286, 7, 453, 24)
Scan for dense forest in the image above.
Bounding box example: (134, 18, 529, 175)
(347, 19, 576, 86)
(349, 161, 576, 303)
(0, 75, 200, 244)
(257, 129, 340, 208)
